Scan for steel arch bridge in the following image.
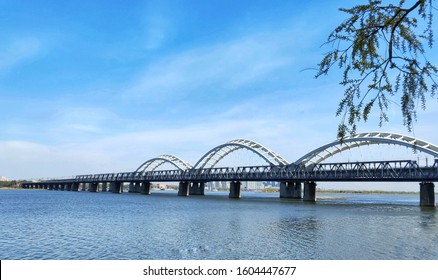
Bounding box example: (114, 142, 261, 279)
(295, 132, 438, 166)
(192, 139, 289, 169)
(135, 154, 193, 172)
(133, 132, 438, 172)
(21, 132, 438, 206)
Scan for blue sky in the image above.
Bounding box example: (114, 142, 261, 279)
(1, 0, 438, 185)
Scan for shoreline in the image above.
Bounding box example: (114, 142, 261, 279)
(317, 189, 419, 195)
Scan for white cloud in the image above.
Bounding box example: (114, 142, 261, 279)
(0, 37, 41, 73)
(125, 29, 300, 103)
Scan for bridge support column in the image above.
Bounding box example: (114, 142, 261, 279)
(178, 181, 189, 196)
(280, 181, 302, 199)
(71, 182, 79, 191)
(53, 184, 59, 191)
(65, 184, 71, 191)
(420, 182, 436, 207)
(134, 182, 140, 193)
(101, 182, 107, 192)
(89, 182, 98, 192)
(189, 182, 205, 195)
(81, 183, 86, 191)
(140, 181, 151, 195)
(303, 181, 316, 202)
(111, 182, 122, 193)
(48, 184, 53, 190)
(59, 184, 65, 191)
(229, 181, 241, 199)
(128, 182, 136, 193)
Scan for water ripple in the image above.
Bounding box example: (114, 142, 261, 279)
(1, 190, 437, 259)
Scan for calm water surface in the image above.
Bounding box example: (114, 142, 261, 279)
(1, 189, 437, 260)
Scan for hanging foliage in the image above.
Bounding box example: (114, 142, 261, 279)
(316, 0, 437, 139)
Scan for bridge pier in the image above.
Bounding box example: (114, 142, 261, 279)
(101, 182, 107, 192)
(140, 181, 151, 194)
(128, 182, 137, 193)
(229, 181, 241, 199)
(111, 182, 122, 193)
(420, 182, 436, 207)
(189, 182, 205, 195)
(280, 181, 302, 199)
(71, 182, 79, 191)
(89, 182, 98, 192)
(134, 182, 141, 193)
(81, 183, 86, 191)
(178, 181, 189, 196)
(303, 181, 316, 202)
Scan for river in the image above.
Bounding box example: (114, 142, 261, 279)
(0, 189, 437, 260)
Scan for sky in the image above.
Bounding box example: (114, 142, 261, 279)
(1, 0, 438, 188)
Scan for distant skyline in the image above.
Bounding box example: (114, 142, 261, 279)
(1, 0, 437, 187)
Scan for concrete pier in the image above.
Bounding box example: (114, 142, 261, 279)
(129, 182, 136, 193)
(81, 183, 86, 191)
(89, 182, 98, 192)
(420, 182, 436, 207)
(178, 181, 189, 196)
(280, 181, 302, 199)
(101, 182, 107, 192)
(71, 182, 79, 191)
(229, 181, 241, 199)
(303, 181, 316, 202)
(189, 182, 205, 195)
(140, 181, 151, 195)
(111, 182, 121, 193)
(133, 182, 141, 193)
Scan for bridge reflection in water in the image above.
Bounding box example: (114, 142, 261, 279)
(21, 132, 438, 207)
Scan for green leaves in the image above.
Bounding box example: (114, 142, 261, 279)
(317, 0, 437, 140)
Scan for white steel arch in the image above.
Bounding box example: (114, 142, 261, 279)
(193, 139, 289, 169)
(135, 154, 192, 172)
(295, 132, 438, 166)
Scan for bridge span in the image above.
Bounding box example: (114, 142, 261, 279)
(21, 132, 438, 207)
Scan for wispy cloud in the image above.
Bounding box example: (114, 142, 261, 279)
(125, 29, 301, 103)
(0, 37, 41, 73)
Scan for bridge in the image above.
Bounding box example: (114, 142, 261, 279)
(21, 132, 438, 207)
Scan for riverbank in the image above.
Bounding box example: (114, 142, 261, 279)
(258, 187, 419, 195)
(318, 189, 419, 195)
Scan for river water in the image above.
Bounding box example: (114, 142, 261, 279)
(1, 189, 437, 260)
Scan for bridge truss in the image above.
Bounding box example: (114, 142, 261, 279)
(73, 159, 438, 183)
(193, 139, 289, 169)
(135, 154, 192, 172)
(295, 132, 438, 166)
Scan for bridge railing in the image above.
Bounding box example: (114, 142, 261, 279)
(49, 159, 438, 184)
